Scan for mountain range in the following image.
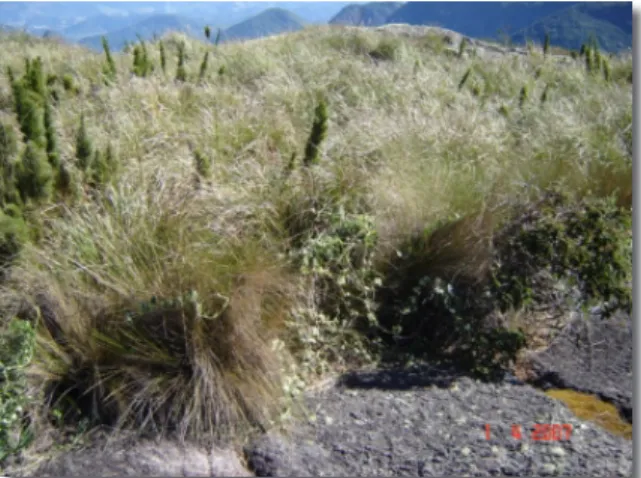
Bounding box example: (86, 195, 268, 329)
(330, 1, 632, 52)
(0, 2, 633, 53)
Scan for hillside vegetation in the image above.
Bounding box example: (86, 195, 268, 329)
(0, 25, 632, 467)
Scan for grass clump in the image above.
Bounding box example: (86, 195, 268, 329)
(5, 184, 298, 440)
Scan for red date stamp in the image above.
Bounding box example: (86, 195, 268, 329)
(485, 423, 573, 441)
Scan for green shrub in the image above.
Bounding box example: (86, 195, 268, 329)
(0, 317, 36, 466)
(374, 192, 631, 378)
(492, 192, 632, 316)
(193, 149, 211, 179)
(283, 183, 382, 370)
(0, 205, 28, 265)
(61, 74, 75, 93)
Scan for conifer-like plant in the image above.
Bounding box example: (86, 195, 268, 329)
(43, 97, 60, 168)
(540, 84, 549, 105)
(132, 39, 154, 78)
(102, 36, 117, 83)
(75, 114, 93, 172)
(543, 33, 550, 56)
(519, 85, 529, 109)
(54, 159, 73, 197)
(0, 122, 18, 204)
(204, 26, 211, 40)
(458, 37, 468, 58)
(458, 67, 472, 90)
(193, 149, 211, 179)
(25, 57, 46, 99)
(303, 98, 328, 167)
(16, 140, 53, 203)
(176, 42, 187, 82)
(198, 51, 209, 82)
(159, 41, 167, 74)
(12, 80, 46, 148)
(602, 58, 611, 82)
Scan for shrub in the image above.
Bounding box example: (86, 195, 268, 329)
(374, 192, 631, 377)
(193, 149, 211, 179)
(61, 74, 75, 93)
(492, 192, 632, 317)
(0, 205, 28, 265)
(0, 317, 36, 466)
(280, 172, 382, 372)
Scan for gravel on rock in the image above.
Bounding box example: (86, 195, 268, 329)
(245, 364, 632, 477)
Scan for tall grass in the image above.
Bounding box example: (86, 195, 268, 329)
(0, 25, 632, 452)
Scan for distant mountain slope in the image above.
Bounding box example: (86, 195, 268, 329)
(511, 2, 632, 51)
(62, 13, 143, 40)
(385, 2, 578, 39)
(329, 1, 631, 52)
(79, 14, 207, 50)
(221, 8, 306, 42)
(329, 2, 404, 27)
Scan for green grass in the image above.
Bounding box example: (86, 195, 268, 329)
(0, 24, 632, 466)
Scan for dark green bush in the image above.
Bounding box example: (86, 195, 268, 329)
(375, 192, 631, 378)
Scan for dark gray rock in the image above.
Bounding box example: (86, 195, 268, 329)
(525, 308, 633, 422)
(245, 364, 632, 477)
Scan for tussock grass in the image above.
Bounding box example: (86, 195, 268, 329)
(0, 24, 632, 455)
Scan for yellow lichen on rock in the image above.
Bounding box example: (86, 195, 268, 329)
(545, 389, 632, 440)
